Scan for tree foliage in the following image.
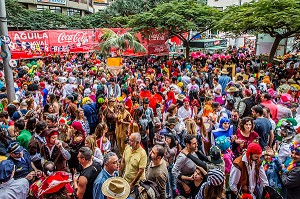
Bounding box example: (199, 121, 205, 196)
(98, 29, 147, 56)
(126, 0, 221, 59)
(217, 0, 300, 62)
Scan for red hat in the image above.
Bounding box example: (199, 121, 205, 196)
(243, 89, 252, 97)
(39, 82, 45, 88)
(71, 121, 85, 135)
(246, 143, 262, 158)
(183, 97, 190, 103)
(38, 172, 71, 197)
(280, 93, 293, 103)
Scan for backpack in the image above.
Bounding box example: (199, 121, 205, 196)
(138, 180, 160, 199)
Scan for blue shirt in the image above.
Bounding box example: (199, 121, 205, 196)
(218, 75, 231, 94)
(93, 168, 118, 199)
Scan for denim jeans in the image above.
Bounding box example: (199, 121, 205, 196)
(166, 163, 177, 198)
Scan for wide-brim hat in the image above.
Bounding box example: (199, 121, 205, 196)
(108, 97, 116, 102)
(288, 79, 296, 84)
(220, 68, 229, 74)
(38, 172, 71, 197)
(226, 86, 239, 93)
(166, 116, 177, 126)
(102, 177, 130, 199)
(176, 94, 186, 101)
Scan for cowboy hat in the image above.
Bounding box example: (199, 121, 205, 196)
(102, 177, 130, 199)
(38, 172, 71, 197)
(220, 68, 229, 74)
(176, 94, 186, 101)
(226, 86, 239, 93)
(108, 97, 116, 102)
(166, 117, 177, 126)
(288, 79, 296, 84)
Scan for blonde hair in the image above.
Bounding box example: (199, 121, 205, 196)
(85, 135, 97, 154)
(185, 119, 197, 136)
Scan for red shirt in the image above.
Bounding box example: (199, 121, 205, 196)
(236, 129, 259, 155)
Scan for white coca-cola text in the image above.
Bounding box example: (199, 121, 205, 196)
(57, 32, 88, 43)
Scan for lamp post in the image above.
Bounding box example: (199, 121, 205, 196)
(0, 0, 16, 102)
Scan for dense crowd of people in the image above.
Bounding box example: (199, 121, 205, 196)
(0, 47, 300, 199)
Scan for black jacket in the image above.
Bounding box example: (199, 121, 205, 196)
(281, 165, 300, 199)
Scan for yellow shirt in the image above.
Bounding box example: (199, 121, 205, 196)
(123, 145, 147, 184)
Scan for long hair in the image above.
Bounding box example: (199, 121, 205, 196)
(94, 122, 108, 139)
(203, 182, 224, 199)
(185, 119, 197, 136)
(85, 135, 97, 154)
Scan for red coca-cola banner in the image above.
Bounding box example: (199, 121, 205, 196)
(6, 28, 169, 60)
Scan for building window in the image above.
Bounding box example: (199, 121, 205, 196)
(67, 8, 81, 16)
(37, 5, 50, 11)
(49, 6, 62, 13)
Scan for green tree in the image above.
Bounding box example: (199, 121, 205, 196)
(126, 0, 221, 60)
(98, 28, 147, 56)
(217, 0, 300, 62)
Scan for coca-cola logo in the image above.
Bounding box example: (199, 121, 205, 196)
(57, 32, 88, 43)
(149, 33, 166, 41)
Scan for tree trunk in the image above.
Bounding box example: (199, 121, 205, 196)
(185, 40, 190, 62)
(268, 35, 282, 63)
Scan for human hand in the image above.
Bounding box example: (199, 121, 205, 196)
(55, 140, 63, 150)
(264, 146, 275, 157)
(182, 183, 191, 194)
(25, 171, 36, 181)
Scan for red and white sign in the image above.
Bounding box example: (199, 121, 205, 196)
(7, 28, 168, 59)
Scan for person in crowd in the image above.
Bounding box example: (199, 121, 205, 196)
(172, 134, 199, 198)
(218, 69, 231, 95)
(85, 135, 103, 165)
(41, 128, 71, 171)
(65, 95, 78, 122)
(232, 117, 259, 156)
(229, 109, 240, 134)
(82, 97, 98, 134)
(93, 152, 119, 199)
(11, 101, 28, 121)
(120, 133, 147, 197)
(211, 117, 233, 145)
(73, 147, 101, 199)
(142, 98, 154, 147)
(252, 105, 273, 148)
(15, 118, 32, 150)
(263, 107, 276, 132)
(103, 97, 117, 148)
(75, 108, 90, 135)
(46, 113, 58, 129)
(196, 168, 225, 199)
(115, 102, 132, 156)
(147, 145, 168, 199)
(281, 134, 300, 199)
(28, 120, 47, 171)
(238, 89, 255, 117)
(0, 159, 34, 199)
(260, 92, 278, 123)
(7, 142, 33, 179)
(229, 143, 269, 198)
(276, 120, 296, 166)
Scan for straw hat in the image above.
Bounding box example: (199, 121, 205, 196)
(102, 177, 130, 199)
(226, 86, 239, 93)
(220, 68, 229, 74)
(176, 94, 186, 101)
